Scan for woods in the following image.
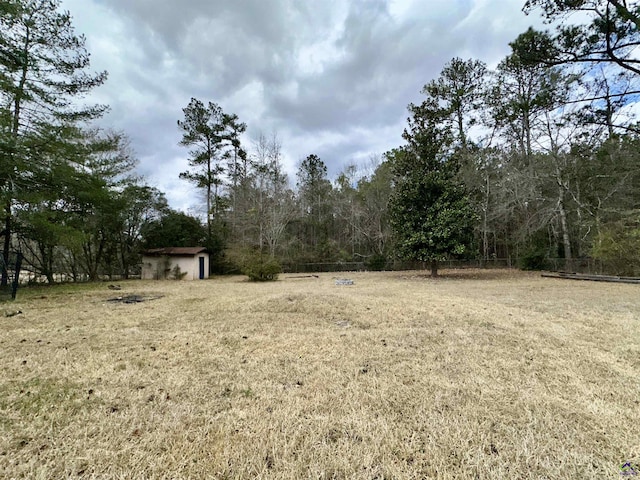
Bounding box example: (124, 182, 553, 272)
(0, 0, 168, 282)
(1, 0, 639, 282)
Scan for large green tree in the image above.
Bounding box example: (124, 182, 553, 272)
(0, 0, 107, 284)
(141, 211, 207, 250)
(178, 98, 226, 241)
(14, 129, 148, 282)
(73, 131, 139, 281)
(177, 98, 247, 268)
(389, 97, 476, 277)
(116, 184, 168, 279)
(14, 125, 86, 282)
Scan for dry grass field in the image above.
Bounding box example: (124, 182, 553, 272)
(0, 269, 638, 479)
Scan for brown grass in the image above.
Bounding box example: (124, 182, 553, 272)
(0, 269, 638, 479)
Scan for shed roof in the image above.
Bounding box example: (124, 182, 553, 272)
(143, 247, 208, 257)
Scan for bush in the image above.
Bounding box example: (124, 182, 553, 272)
(591, 223, 640, 276)
(519, 251, 547, 271)
(519, 230, 551, 271)
(366, 253, 388, 271)
(242, 254, 281, 282)
(171, 265, 188, 280)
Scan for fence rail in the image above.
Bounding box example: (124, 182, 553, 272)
(281, 258, 517, 274)
(9, 256, 627, 283)
(280, 257, 617, 275)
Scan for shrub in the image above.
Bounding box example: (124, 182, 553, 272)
(242, 254, 281, 282)
(366, 253, 388, 271)
(519, 230, 551, 271)
(171, 265, 188, 280)
(519, 251, 547, 271)
(591, 223, 640, 276)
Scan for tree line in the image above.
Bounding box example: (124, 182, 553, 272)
(192, 1, 640, 277)
(2, 0, 639, 283)
(0, 0, 171, 283)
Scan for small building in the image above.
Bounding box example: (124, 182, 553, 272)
(141, 247, 209, 280)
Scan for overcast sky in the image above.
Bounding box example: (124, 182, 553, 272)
(59, 0, 543, 213)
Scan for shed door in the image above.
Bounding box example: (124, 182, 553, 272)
(199, 256, 205, 279)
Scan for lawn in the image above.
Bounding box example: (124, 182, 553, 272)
(0, 270, 638, 479)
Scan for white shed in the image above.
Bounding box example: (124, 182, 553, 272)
(141, 247, 209, 280)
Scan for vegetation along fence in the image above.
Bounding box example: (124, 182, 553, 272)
(280, 258, 613, 275)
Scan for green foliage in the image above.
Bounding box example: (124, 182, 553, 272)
(388, 94, 477, 276)
(178, 98, 227, 193)
(177, 99, 248, 274)
(241, 252, 281, 282)
(141, 211, 207, 249)
(177, 97, 245, 252)
(0, 0, 109, 284)
(0, 0, 108, 125)
(212, 251, 243, 275)
(518, 229, 551, 271)
(422, 57, 487, 149)
(206, 219, 229, 274)
(365, 253, 388, 271)
(523, 0, 640, 76)
(7, 0, 640, 282)
(295, 154, 334, 255)
(519, 251, 547, 271)
(591, 222, 640, 276)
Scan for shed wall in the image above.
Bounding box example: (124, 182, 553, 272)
(141, 254, 209, 280)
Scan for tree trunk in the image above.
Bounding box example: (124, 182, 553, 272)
(2, 29, 31, 287)
(482, 172, 490, 265)
(554, 161, 572, 271)
(207, 156, 212, 242)
(557, 187, 573, 271)
(1, 204, 10, 287)
(430, 259, 438, 277)
(457, 109, 467, 151)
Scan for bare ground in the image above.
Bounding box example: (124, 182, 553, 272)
(0, 269, 638, 479)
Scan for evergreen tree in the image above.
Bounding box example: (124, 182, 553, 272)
(177, 98, 226, 241)
(141, 211, 207, 249)
(523, 0, 640, 75)
(422, 57, 487, 151)
(389, 98, 476, 277)
(178, 98, 247, 270)
(0, 0, 107, 284)
(295, 154, 334, 259)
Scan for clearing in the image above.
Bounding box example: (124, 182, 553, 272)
(0, 270, 638, 479)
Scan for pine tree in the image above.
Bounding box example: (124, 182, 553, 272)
(0, 0, 107, 284)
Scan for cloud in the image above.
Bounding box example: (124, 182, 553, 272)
(61, 0, 544, 211)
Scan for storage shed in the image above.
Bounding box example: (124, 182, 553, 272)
(141, 247, 209, 280)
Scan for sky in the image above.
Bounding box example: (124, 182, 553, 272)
(59, 0, 544, 213)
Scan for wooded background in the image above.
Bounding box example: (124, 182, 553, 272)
(2, 0, 639, 282)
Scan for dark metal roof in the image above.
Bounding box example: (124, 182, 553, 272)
(142, 247, 208, 257)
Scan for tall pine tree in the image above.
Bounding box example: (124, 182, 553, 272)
(0, 0, 107, 285)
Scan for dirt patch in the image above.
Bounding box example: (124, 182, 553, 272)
(107, 294, 164, 304)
